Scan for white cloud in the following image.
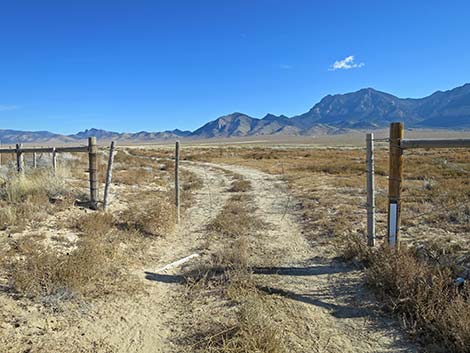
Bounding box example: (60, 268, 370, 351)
(329, 55, 365, 71)
(0, 105, 20, 112)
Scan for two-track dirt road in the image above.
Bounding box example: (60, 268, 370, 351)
(1, 160, 416, 352)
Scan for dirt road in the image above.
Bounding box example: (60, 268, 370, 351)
(68, 162, 232, 352)
(214, 163, 416, 352)
(1, 160, 416, 352)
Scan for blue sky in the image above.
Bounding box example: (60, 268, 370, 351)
(1, 0, 470, 134)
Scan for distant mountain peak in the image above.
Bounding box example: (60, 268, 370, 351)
(166, 129, 192, 136)
(262, 113, 288, 120)
(220, 112, 251, 120)
(290, 83, 470, 129)
(358, 87, 376, 93)
(1, 83, 468, 144)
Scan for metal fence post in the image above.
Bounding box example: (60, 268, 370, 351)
(88, 137, 98, 210)
(366, 133, 376, 246)
(175, 141, 180, 224)
(52, 147, 57, 173)
(103, 141, 115, 211)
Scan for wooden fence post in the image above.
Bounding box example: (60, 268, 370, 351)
(103, 141, 115, 211)
(175, 141, 180, 224)
(366, 133, 375, 247)
(88, 137, 98, 210)
(388, 122, 404, 248)
(16, 144, 24, 174)
(33, 152, 37, 168)
(52, 147, 57, 173)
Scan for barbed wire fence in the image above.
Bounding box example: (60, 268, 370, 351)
(0, 139, 109, 210)
(366, 124, 470, 251)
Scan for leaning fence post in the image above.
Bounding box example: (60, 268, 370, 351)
(16, 144, 24, 174)
(88, 137, 98, 210)
(103, 141, 115, 211)
(366, 133, 376, 247)
(388, 123, 404, 248)
(52, 147, 57, 173)
(175, 141, 180, 224)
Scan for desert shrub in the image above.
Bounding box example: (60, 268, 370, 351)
(182, 170, 204, 191)
(337, 238, 470, 353)
(0, 192, 53, 231)
(119, 196, 176, 237)
(228, 179, 251, 193)
(335, 232, 372, 263)
(184, 236, 250, 289)
(73, 212, 115, 236)
(159, 159, 174, 171)
(194, 291, 286, 353)
(367, 247, 470, 352)
(7, 236, 118, 299)
(114, 150, 149, 167)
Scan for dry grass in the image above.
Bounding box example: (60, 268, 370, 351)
(119, 195, 176, 237)
(189, 290, 287, 353)
(0, 168, 69, 203)
(207, 195, 262, 239)
(228, 179, 251, 193)
(2, 208, 165, 304)
(182, 169, 204, 192)
(0, 206, 17, 230)
(114, 167, 158, 185)
(0, 168, 73, 231)
(185, 195, 254, 285)
(112, 149, 204, 216)
(181, 193, 287, 353)
(337, 237, 470, 353)
(5, 235, 121, 301)
(113, 150, 166, 186)
(73, 212, 115, 237)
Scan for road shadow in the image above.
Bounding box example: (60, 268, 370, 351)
(257, 285, 367, 319)
(253, 264, 353, 276)
(144, 272, 184, 284)
(0, 284, 14, 295)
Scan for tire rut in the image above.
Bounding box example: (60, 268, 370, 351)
(57, 161, 232, 353)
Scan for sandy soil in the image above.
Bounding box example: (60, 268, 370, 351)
(1, 160, 417, 352)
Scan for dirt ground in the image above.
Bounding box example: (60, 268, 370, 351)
(0, 153, 419, 352)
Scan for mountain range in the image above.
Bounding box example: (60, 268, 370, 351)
(1, 83, 470, 144)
